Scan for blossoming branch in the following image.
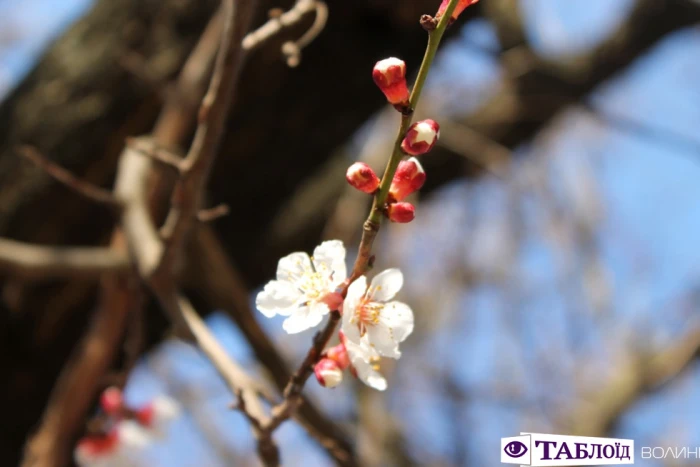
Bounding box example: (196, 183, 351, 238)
(256, 0, 479, 398)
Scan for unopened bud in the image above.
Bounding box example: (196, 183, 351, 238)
(314, 358, 344, 388)
(100, 387, 123, 416)
(437, 0, 479, 21)
(75, 430, 120, 465)
(372, 58, 410, 108)
(325, 344, 350, 370)
(346, 162, 380, 194)
(135, 396, 180, 435)
(401, 119, 439, 156)
(387, 202, 416, 223)
(389, 157, 425, 202)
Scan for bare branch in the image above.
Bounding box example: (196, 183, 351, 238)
(197, 203, 230, 222)
(188, 226, 356, 465)
(567, 324, 700, 436)
(22, 275, 139, 466)
(157, 0, 255, 272)
(0, 237, 130, 280)
(242, 0, 327, 67)
(125, 137, 184, 172)
(19, 145, 122, 210)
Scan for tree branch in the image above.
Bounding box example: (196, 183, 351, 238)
(0, 238, 130, 280)
(18, 146, 122, 210)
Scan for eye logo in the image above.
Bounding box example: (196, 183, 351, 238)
(503, 441, 528, 458)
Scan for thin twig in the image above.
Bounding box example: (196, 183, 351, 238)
(242, 0, 326, 64)
(19, 145, 122, 210)
(125, 137, 184, 172)
(197, 203, 230, 222)
(22, 274, 138, 466)
(116, 0, 279, 463)
(280, 1, 328, 67)
(157, 0, 254, 272)
(0, 237, 130, 280)
(189, 226, 357, 465)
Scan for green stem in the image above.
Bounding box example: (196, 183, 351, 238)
(357, 0, 461, 267)
(275, 0, 464, 436)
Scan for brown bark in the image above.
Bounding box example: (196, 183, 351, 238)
(0, 0, 464, 463)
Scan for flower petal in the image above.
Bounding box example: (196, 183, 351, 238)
(354, 359, 388, 391)
(312, 240, 347, 285)
(255, 280, 301, 317)
(282, 302, 330, 334)
(345, 339, 387, 391)
(363, 301, 414, 359)
(380, 301, 414, 344)
(276, 252, 312, 283)
(341, 276, 367, 343)
(365, 325, 401, 359)
(368, 268, 403, 302)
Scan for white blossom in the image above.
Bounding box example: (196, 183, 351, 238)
(139, 395, 181, 438)
(256, 240, 347, 334)
(342, 268, 414, 359)
(343, 335, 388, 391)
(75, 422, 150, 467)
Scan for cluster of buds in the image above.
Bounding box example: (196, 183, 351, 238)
(314, 342, 350, 388)
(344, 58, 442, 224)
(347, 52, 444, 222)
(74, 387, 181, 466)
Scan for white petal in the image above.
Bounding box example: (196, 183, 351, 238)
(345, 339, 387, 391)
(312, 240, 347, 285)
(282, 302, 329, 334)
(119, 421, 152, 449)
(276, 252, 312, 283)
(255, 280, 301, 317)
(153, 396, 181, 423)
(368, 268, 403, 302)
(380, 301, 414, 344)
(341, 276, 367, 343)
(355, 359, 388, 391)
(365, 325, 401, 359)
(362, 301, 413, 359)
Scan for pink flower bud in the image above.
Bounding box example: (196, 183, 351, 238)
(372, 58, 410, 108)
(325, 344, 350, 370)
(401, 119, 440, 156)
(437, 0, 479, 21)
(100, 387, 123, 416)
(314, 358, 344, 388)
(135, 396, 180, 435)
(389, 157, 426, 202)
(75, 430, 120, 463)
(387, 202, 416, 223)
(135, 405, 154, 427)
(346, 162, 380, 194)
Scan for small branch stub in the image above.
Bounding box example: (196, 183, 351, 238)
(420, 14, 438, 31)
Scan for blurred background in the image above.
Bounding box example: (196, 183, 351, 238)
(2, 0, 700, 465)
